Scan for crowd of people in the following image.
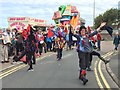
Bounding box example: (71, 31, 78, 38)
(0, 22, 119, 85)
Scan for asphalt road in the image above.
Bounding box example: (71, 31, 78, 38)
(1, 49, 119, 88)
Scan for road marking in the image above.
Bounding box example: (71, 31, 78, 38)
(97, 51, 114, 89)
(62, 53, 71, 58)
(0, 52, 71, 79)
(0, 64, 26, 77)
(0, 64, 26, 79)
(98, 60, 111, 89)
(94, 61, 104, 89)
(0, 53, 55, 79)
(94, 51, 114, 89)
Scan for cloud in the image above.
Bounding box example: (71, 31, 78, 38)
(0, 0, 119, 28)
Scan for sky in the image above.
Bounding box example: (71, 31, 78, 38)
(0, 0, 119, 28)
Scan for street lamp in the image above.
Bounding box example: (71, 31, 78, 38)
(93, 0, 95, 27)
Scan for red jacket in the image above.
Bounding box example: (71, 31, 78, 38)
(97, 33, 101, 40)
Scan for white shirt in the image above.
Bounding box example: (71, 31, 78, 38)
(2, 32, 12, 44)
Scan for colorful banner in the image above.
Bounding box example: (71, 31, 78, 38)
(8, 17, 47, 30)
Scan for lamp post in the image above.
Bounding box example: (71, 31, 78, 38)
(93, 0, 95, 27)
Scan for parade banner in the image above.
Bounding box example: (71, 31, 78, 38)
(8, 17, 47, 30)
(28, 17, 47, 26)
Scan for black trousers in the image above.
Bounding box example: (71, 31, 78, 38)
(14, 50, 36, 69)
(16, 42, 24, 55)
(88, 51, 101, 68)
(47, 42, 52, 51)
(78, 51, 90, 70)
(26, 52, 35, 69)
(57, 48, 63, 59)
(38, 43, 43, 55)
(90, 51, 100, 62)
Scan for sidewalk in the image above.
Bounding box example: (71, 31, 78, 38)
(100, 41, 120, 87)
(106, 50, 120, 87)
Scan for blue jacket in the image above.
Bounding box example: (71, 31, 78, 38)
(73, 31, 98, 52)
(113, 35, 120, 45)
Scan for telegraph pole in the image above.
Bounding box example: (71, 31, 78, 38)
(93, 0, 95, 28)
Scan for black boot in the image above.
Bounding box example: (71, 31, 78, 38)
(82, 78, 88, 85)
(87, 67, 92, 71)
(99, 56, 110, 64)
(79, 70, 82, 80)
(104, 60, 110, 64)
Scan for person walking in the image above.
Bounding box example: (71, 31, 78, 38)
(55, 35, 65, 61)
(113, 32, 120, 50)
(97, 32, 102, 51)
(0, 29, 4, 63)
(1, 28, 12, 63)
(15, 30, 24, 55)
(25, 29, 36, 71)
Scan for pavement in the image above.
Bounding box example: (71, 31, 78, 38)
(106, 50, 120, 88)
(101, 41, 120, 88)
(0, 41, 120, 88)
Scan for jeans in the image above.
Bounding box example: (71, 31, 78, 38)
(115, 44, 118, 50)
(97, 40, 101, 50)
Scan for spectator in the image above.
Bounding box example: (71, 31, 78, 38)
(15, 30, 24, 55)
(0, 29, 4, 63)
(97, 32, 102, 51)
(1, 28, 12, 63)
(113, 32, 120, 50)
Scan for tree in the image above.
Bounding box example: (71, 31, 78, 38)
(94, 8, 118, 29)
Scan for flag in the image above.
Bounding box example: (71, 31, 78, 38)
(47, 28, 54, 38)
(26, 24, 30, 33)
(22, 24, 31, 39)
(22, 30, 28, 40)
(20, 55, 26, 62)
(100, 25, 113, 37)
(70, 15, 78, 30)
(87, 26, 91, 33)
